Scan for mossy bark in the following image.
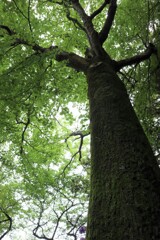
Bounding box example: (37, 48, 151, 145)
(86, 61, 160, 240)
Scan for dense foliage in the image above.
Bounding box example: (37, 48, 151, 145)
(0, 0, 159, 239)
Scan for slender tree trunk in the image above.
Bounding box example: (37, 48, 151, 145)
(86, 61, 160, 240)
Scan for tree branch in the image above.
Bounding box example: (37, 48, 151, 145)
(71, 0, 104, 56)
(66, 213, 83, 240)
(28, 0, 33, 32)
(62, 131, 90, 176)
(1, 24, 88, 72)
(33, 201, 50, 240)
(56, 52, 89, 72)
(115, 43, 157, 71)
(99, 0, 117, 44)
(51, 202, 77, 240)
(10, 0, 33, 32)
(66, 12, 85, 31)
(0, 25, 15, 35)
(12, 0, 28, 20)
(65, 6, 86, 32)
(90, 0, 111, 20)
(20, 116, 30, 154)
(0, 208, 12, 240)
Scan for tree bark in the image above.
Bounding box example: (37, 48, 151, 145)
(86, 61, 160, 240)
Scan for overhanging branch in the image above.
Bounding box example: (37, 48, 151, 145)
(1, 25, 88, 72)
(99, 0, 117, 44)
(115, 43, 157, 71)
(56, 52, 89, 72)
(19, 39, 88, 71)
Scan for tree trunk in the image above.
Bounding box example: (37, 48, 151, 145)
(86, 61, 160, 240)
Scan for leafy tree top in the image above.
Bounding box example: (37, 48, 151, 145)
(0, 0, 160, 239)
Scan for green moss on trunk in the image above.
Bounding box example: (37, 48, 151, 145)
(86, 62, 160, 240)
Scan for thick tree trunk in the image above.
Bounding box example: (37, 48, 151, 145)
(86, 61, 160, 240)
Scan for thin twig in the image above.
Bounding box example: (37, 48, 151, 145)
(0, 208, 12, 240)
(90, 0, 110, 20)
(28, 0, 33, 32)
(12, 0, 28, 20)
(66, 11, 86, 31)
(62, 131, 90, 175)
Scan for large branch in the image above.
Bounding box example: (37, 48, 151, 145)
(56, 51, 89, 72)
(115, 44, 157, 71)
(71, 0, 103, 56)
(17, 40, 88, 72)
(1, 25, 88, 72)
(99, 0, 117, 45)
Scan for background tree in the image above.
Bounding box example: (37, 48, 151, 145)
(0, 0, 160, 239)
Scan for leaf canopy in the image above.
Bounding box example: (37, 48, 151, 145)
(0, 0, 160, 239)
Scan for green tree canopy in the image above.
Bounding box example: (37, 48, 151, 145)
(0, 0, 160, 239)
